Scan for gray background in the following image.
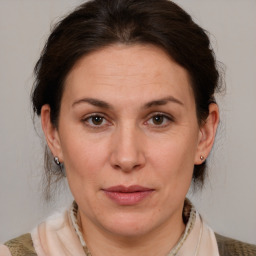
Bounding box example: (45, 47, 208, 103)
(0, 0, 256, 244)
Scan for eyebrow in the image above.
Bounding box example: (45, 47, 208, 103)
(72, 96, 183, 109)
(143, 96, 184, 108)
(72, 98, 112, 109)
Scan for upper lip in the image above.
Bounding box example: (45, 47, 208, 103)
(103, 185, 154, 193)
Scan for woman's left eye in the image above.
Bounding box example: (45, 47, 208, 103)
(146, 114, 173, 127)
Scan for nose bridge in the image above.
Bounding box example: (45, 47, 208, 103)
(110, 121, 145, 171)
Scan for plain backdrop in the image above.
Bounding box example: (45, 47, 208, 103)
(0, 0, 256, 244)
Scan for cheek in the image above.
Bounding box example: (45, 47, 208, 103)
(60, 134, 109, 180)
(147, 131, 197, 185)
(61, 137, 109, 208)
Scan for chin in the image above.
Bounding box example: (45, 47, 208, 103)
(98, 211, 160, 238)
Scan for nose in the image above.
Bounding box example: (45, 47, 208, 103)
(109, 124, 146, 172)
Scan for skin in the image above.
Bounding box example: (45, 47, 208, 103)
(41, 44, 219, 256)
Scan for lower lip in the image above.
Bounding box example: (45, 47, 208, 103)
(103, 190, 154, 205)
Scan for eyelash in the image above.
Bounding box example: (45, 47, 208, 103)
(82, 113, 110, 129)
(145, 112, 174, 128)
(81, 112, 174, 129)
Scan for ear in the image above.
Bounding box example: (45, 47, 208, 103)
(194, 103, 219, 165)
(41, 105, 63, 162)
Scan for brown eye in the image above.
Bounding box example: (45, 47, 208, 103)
(146, 113, 173, 128)
(91, 116, 104, 125)
(83, 115, 107, 127)
(152, 115, 164, 125)
(82, 114, 111, 129)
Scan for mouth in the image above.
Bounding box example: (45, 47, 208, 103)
(102, 185, 154, 205)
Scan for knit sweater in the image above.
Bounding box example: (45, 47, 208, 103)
(2, 232, 256, 256)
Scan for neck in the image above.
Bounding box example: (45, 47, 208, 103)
(79, 210, 185, 256)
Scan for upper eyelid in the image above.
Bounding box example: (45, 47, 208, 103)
(82, 112, 108, 120)
(146, 112, 175, 120)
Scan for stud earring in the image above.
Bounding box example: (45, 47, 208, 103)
(200, 155, 205, 161)
(54, 156, 66, 176)
(54, 156, 60, 166)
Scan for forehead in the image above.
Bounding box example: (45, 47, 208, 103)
(63, 44, 195, 108)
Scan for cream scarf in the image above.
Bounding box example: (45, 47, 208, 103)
(29, 202, 219, 256)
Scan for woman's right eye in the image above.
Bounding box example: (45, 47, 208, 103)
(82, 114, 109, 128)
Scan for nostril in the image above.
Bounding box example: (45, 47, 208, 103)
(112, 161, 144, 172)
(133, 164, 141, 170)
(113, 164, 121, 170)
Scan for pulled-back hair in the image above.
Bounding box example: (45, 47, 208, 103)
(32, 0, 222, 197)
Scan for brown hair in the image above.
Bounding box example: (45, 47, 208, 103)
(32, 0, 222, 197)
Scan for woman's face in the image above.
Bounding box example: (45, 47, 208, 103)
(47, 44, 204, 238)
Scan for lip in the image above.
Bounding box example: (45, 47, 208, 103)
(102, 185, 154, 205)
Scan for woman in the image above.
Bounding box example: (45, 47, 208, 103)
(1, 0, 255, 255)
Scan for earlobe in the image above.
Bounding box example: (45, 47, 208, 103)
(194, 103, 219, 165)
(41, 105, 63, 161)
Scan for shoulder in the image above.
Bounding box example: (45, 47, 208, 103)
(216, 233, 256, 256)
(3, 233, 37, 256)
